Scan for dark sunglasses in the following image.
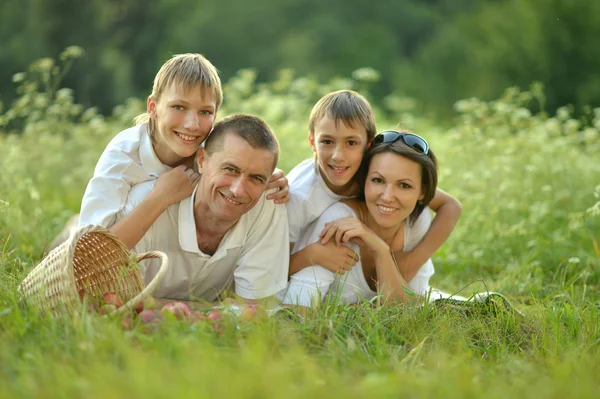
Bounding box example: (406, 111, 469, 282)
(373, 130, 430, 155)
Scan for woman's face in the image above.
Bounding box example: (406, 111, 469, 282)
(364, 152, 425, 230)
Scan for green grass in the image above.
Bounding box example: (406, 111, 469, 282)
(1, 55, 599, 398)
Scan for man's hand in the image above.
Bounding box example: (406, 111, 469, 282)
(265, 168, 289, 204)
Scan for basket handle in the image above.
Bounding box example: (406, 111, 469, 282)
(113, 250, 169, 315)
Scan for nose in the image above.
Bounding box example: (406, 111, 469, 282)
(331, 144, 345, 162)
(381, 184, 394, 202)
(183, 111, 200, 131)
(230, 177, 247, 198)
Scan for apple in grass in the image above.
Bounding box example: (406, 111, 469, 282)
(103, 292, 123, 307)
(133, 296, 157, 314)
(188, 311, 207, 323)
(239, 304, 267, 322)
(99, 304, 117, 315)
(139, 309, 161, 324)
(206, 309, 222, 321)
(161, 302, 191, 320)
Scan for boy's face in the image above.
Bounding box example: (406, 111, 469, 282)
(196, 132, 275, 224)
(309, 115, 369, 196)
(148, 83, 218, 167)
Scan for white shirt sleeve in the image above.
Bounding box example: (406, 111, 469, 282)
(79, 147, 138, 228)
(282, 202, 356, 307)
(286, 191, 314, 243)
(233, 194, 290, 300)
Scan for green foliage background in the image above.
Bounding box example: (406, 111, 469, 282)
(1, 0, 599, 117)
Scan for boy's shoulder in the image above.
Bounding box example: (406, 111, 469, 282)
(288, 159, 317, 187)
(105, 124, 147, 154)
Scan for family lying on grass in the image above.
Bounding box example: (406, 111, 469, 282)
(54, 53, 464, 309)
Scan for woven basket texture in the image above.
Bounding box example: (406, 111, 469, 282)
(19, 225, 168, 316)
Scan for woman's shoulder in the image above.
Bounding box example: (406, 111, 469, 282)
(339, 199, 368, 221)
(318, 200, 365, 222)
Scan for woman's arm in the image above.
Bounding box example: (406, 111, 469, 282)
(393, 188, 462, 282)
(320, 217, 413, 303)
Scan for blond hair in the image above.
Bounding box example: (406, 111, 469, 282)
(308, 90, 377, 141)
(134, 53, 223, 141)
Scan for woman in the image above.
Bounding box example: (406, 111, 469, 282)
(282, 130, 440, 307)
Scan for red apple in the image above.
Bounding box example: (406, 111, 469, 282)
(139, 309, 160, 324)
(239, 305, 258, 322)
(239, 304, 267, 322)
(133, 296, 156, 314)
(188, 311, 207, 323)
(99, 304, 117, 315)
(122, 314, 134, 330)
(103, 292, 123, 307)
(207, 309, 222, 322)
(161, 302, 191, 320)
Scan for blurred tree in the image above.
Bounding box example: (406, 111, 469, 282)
(0, 0, 598, 120)
(401, 0, 600, 116)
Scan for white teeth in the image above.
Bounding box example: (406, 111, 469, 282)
(330, 165, 347, 172)
(378, 205, 396, 213)
(222, 194, 241, 205)
(175, 132, 197, 141)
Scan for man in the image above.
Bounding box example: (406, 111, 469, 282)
(120, 114, 289, 303)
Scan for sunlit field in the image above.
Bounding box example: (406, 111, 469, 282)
(1, 51, 599, 398)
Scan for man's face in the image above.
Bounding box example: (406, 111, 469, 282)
(196, 133, 276, 223)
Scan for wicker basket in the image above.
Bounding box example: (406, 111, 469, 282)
(18, 225, 169, 316)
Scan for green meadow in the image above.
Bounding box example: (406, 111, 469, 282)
(1, 51, 599, 398)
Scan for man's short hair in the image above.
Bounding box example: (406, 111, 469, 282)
(204, 114, 280, 170)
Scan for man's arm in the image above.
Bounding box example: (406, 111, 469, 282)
(233, 197, 291, 302)
(394, 188, 462, 282)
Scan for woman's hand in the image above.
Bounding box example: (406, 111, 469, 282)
(265, 168, 289, 204)
(319, 217, 389, 257)
(151, 165, 199, 206)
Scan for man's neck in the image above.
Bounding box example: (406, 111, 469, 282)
(193, 200, 239, 254)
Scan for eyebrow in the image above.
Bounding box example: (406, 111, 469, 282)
(319, 134, 362, 140)
(222, 162, 268, 182)
(167, 99, 215, 110)
(370, 171, 414, 184)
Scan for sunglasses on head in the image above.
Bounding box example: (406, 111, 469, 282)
(372, 130, 430, 155)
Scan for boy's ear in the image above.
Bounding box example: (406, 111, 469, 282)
(308, 134, 316, 153)
(147, 96, 157, 118)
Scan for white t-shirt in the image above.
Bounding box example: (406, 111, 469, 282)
(286, 159, 353, 243)
(122, 183, 290, 301)
(282, 202, 434, 307)
(79, 123, 169, 228)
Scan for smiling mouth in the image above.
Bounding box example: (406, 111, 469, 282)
(329, 165, 349, 175)
(175, 131, 200, 143)
(376, 204, 398, 214)
(220, 192, 243, 206)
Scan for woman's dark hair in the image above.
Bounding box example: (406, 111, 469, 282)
(358, 137, 438, 226)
